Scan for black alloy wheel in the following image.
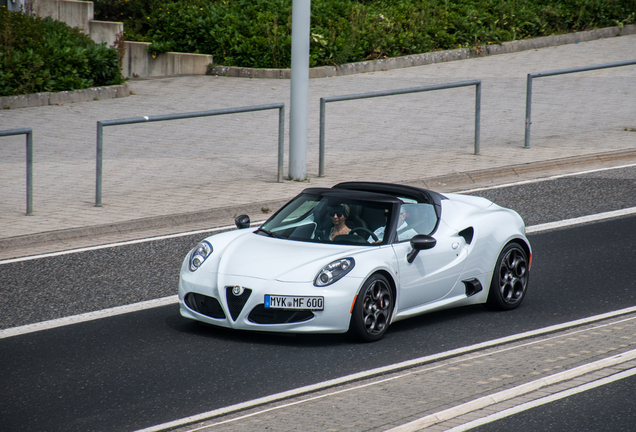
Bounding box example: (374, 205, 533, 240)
(487, 242, 529, 310)
(349, 274, 393, 342)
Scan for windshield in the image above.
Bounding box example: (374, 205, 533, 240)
(257, 194, 394, 246)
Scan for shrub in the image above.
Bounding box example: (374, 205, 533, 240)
(0, 8, 126, 97)
(94, 0, 636, 69)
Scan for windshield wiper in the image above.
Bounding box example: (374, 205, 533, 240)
(256, 227, 283, 238)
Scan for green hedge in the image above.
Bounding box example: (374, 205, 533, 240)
(95, 0, 635, 69)
(0, 9, 126, 97)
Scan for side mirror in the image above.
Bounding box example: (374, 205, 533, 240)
(235, 214, 251, 229)
(406, 234, 436, 263)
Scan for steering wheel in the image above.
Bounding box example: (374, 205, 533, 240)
(349, 227, 378, 242)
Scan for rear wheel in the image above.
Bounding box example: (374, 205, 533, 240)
(349, 274, 393, 342)
(487, 243, 529, 310)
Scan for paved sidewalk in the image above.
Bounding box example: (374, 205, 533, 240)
(1, 35, 635, 259)
(147, 311, 636, 432)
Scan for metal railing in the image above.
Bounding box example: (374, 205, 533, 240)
(318, 80, 482, 177)
(1, 128, 33, 216)
(524, 59, 636, 148)
(95, 103, 285, 207)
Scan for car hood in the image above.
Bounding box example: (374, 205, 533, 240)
(216, 231, 364, 282)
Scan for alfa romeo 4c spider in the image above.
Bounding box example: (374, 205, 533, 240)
(178, 182, 531, 341)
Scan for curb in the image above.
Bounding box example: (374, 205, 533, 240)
(1, 148, 635, 252)
(208, 24, 636, 79)
(0, 199, 289, 251)
(0, 83, 131, 110)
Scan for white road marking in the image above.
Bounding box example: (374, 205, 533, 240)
(135, 315, 636, 432)
(0, 221, 265, 266)
(445, 366, 636, 432)
(526, 206, 636, 233)
(457, 162, 636, 194)
(0, 296, 178, 339)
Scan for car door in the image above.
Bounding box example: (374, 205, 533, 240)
(392, 205, 469, 309)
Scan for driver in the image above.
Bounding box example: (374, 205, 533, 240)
(328, 204, 351, 240)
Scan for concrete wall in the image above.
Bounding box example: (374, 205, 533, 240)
(6, 0, 25, 12)
(6, 0, 34, 13)
(89, 20, 123, 47)
(33, 0, 118, 46)
(122, 42, 213, 78)
(28, 1, 213, 77)
(33, 0, 93, 34)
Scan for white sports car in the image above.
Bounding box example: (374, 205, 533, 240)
(178, 182, 531, 341)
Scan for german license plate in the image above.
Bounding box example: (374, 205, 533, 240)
(264, 295, 324, 310)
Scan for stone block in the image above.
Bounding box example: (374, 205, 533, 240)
(619, 24, 636, 35)
(173, 52, 213, 75)
(0, 84, 129, 109)
(89, 20, 124, 47)
(123, 41, 151, 78)
(96, 83, 130, 99)
(0, 93, 50, 109)
(123, 42, 212, 78)
(57, 0, 93, 33)
(48, 90, 76, 105)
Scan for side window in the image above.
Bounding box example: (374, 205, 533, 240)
(397, 203, 438, 241)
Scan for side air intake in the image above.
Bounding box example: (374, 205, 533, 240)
(184, 293, 226, 319)
(463, 278, 483, 297)
(459, 227, 474, 244)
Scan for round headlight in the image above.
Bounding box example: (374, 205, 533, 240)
(189, 241, 212, 271)
(314, 258, 355, 287)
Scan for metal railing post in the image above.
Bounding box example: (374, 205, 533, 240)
(524, 74, 533, 149)
(26, 129, 33, 215)
(96, 122, 103, 207)
(1, 127, 34, 216)
(278, 105, 285, 183)
(474, 81, 481, 155)
(319, 98, 326, 177)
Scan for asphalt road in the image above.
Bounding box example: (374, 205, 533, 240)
(2, 166, 635, 330)
(1, 165, 635, 431)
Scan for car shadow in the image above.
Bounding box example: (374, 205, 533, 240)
(163, 302, 507, 348)
(164, 313, 352, 347)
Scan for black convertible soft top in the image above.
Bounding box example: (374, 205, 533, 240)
(332, 182, 446, 207)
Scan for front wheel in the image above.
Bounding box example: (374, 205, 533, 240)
(487, 243, 529, 310)
(349, 274, 393, 342)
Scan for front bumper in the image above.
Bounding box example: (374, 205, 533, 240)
(178, 262, 361, 334)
